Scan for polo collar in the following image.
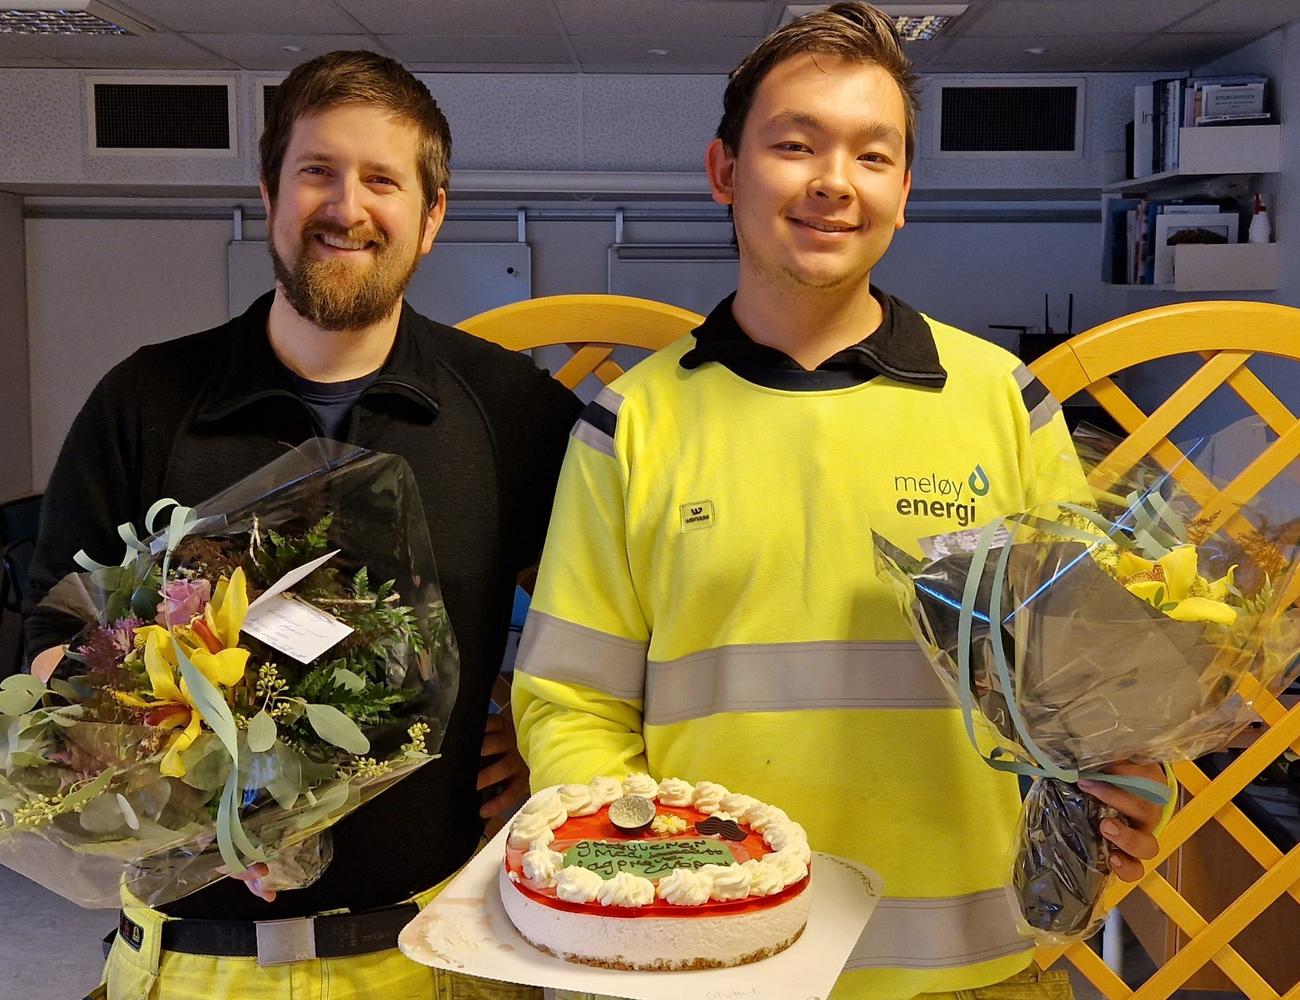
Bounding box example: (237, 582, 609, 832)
(679, 288, 947, 391)
(196, 292, 441, 423)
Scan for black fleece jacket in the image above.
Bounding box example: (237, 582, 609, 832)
(26, 291, 581, 919)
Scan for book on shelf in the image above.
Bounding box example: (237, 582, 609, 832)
(1131, 74, 1270, 176)
(1103, 197, 1236, 286)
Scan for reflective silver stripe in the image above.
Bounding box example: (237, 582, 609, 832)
(1013, 363, 1063, 433)
(643, 641, 952, 725)
(846, 888, 1030, 970)
(571, 420, 615, 457)
(594, 386, 625, 413)
(516, 611, 647, 699)
(570, 386, 626, 457)
(1028, 393, 1062, 433)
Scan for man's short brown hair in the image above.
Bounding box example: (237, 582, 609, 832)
(260, 50, 451, 211)
(717, 2, 920, 169)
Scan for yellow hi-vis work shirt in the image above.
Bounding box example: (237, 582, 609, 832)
(513, 293, 1085, 1000)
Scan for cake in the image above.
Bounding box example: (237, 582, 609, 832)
(496, 775, 812, 970)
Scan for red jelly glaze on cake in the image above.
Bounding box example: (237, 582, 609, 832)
(503, 803, 810, 917)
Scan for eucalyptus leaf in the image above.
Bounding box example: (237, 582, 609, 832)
(304, 704, 369, 754)
(49, 679, 82, 701)
(247, 711, 277, 753)
(130, 583, 160, 620)
(180, 735, 232, 792)
(63, 768, 118, 812)
(43, 705, 86, 727)
(331, 668, 365, 693)
(0, 676, 45, 717)
(115, 792, 140, 831)
(265, 743, 304, 810)
(79, 790, 127, 834)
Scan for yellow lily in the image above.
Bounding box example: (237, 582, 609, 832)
(1117, 545, 1238, 626)
(113, 570, 251, 776)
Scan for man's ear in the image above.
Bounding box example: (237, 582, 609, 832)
(705, 138, 737, 207)
(259, 178, 272, 219)
(420, 188, 448, 256)
(895, 169, 912, 231)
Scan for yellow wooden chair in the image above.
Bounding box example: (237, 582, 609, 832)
(1029, 300, 1300, 1000)
(458, 293, 704, 391)
(458, 293, 705, 709)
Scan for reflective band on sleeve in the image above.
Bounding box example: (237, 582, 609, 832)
(642, 640, 953, 725)
(845, 888, 1030, 970)
(515, 611, 648, 699)
(569, 386, 625, 457)
(1013, 364, 1063, 433)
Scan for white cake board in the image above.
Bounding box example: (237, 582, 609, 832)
(399, 824, 883, 1000)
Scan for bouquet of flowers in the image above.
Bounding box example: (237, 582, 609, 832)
(872, 426, 1300, 945)
(0, 441, 459, 908)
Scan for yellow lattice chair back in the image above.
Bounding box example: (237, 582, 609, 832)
(458, 293, 704, 391)
(1029, 300, 1300, 1000)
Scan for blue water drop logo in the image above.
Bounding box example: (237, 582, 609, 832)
(968, 464, 990, 497)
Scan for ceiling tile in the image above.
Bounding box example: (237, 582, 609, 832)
(1112, 31, 1264, 67)
(187, 33, 385, 70)
(557, 1, 770, 36)
(113, 0, 362, 34)
(340, 0, 562, 35)
(382, 33, 572, 63)
(932, 34, 1147, 70)
(0, 33, 43, 56)
(1169, 0, 1300, 33)
(18, 30, 238, 68)
(0, 56, 67, 67)
(960, 0, 1210, 36)
(573, 34, 757, 71)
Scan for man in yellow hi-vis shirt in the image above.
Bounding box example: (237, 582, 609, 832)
(512, 5, 1166, 999)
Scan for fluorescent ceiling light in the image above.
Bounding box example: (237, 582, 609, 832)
(782, 4, 967, 40)
(0, 1, 151, 35)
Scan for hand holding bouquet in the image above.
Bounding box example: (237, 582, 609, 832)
(873, 427, 1300, 944)
(0, 441, 459, 908)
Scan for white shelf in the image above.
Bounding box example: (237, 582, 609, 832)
(1103, 243, 1276, 292)
(1172, 241, 1276, 291)
(1103, 125, 1280, 194)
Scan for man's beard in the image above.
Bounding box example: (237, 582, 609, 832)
(268, 217, 422, 331)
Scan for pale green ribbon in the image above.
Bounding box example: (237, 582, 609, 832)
(77, 499, 263, 873)
(955, 503, 1173, 806)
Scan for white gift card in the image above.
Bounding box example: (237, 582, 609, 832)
(242, 593, 353, 664)
(248, 549, 340, 613)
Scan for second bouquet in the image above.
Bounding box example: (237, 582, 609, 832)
(0, 440, 459, 908)
(872, 427, 1300, 945)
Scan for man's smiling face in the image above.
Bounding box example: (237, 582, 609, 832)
(710, 53, 912, 294)
(263, 102, 443, 332)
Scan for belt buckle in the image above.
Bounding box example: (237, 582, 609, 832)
(255, 916, 317, 967)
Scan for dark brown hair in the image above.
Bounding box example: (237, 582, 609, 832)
(260, 50, 451, 211)
(717, 2, 919, 169)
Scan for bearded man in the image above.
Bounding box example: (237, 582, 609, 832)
(25, 50, 579, 1000)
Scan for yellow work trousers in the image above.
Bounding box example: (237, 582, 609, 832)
(99, 872, 540, 1000)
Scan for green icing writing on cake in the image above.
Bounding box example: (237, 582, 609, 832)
(562, 838, 734, 880)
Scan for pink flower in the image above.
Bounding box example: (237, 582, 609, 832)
(156, 578, 211, 626)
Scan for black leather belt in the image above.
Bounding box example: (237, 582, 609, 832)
(147, 902, 419, 965)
